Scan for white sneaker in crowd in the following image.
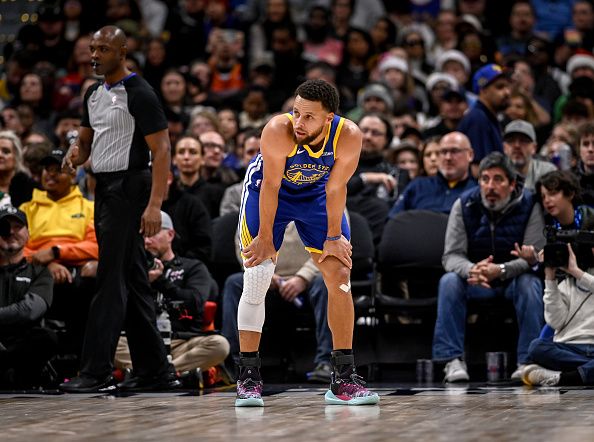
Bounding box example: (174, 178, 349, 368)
(444, 358, 470, 383)
(511, 364, 527, 381)
(521, 364, 561, 386)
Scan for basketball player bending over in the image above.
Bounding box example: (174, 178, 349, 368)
(236, 79, 379, 406)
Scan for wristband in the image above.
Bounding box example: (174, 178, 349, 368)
(326, 235, 341, 241)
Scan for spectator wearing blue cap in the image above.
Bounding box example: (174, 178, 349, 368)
(457, 64, 511, 175)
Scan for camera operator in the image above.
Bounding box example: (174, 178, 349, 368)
(522, 243, 594, 387)
(114, 212, 229, 386)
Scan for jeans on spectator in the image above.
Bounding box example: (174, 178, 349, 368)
(221, 272, 332, 366)
(528, 338, 594, 384)
(432, 272, 544, 364)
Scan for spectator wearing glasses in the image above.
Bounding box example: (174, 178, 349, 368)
(220, 130, 261, 216)
(347, 112, 409, 242)
(503, 120, 556, 192)
(195, 131, 239, 218)
(433, 152, 545, 383)
(389, 131, 477, 217)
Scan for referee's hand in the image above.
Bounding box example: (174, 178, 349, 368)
(62, 145, 79, 174)
(140, 205, 161, 237)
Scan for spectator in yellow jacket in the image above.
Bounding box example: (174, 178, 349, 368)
(19, 149, 98, 355)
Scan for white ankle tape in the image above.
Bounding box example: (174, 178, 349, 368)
(339, 281, 351, 293)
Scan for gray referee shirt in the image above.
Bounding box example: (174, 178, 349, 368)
(81, 73, 168, 173)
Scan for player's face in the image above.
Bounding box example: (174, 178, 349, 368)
(292, 96, 333, 145)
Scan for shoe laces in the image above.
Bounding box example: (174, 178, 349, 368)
(334, 373, 372, 398)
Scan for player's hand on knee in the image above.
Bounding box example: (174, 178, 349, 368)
(243, 236, 276, 268)
(319, 235, 352, 269)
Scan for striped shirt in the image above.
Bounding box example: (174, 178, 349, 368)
(81, 73, 168, 173)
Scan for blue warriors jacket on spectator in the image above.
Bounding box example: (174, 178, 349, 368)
(388, 172, 477, 218)
(457, 101, 503, 164)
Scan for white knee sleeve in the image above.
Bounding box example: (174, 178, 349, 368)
(238, 259, 275, 332)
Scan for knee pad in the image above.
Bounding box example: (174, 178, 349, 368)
(242, 259, 275, 305)
(238, 259, 275, 333)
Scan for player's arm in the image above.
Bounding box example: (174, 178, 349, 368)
(320, 120, 362, 268)
(142, 128, 171, 237)
(327, 120, 362, 238)
(243, 115, 294, 267)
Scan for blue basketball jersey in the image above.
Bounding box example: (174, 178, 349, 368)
(244, 113, 345, 200)
(238, 113, 350, 253)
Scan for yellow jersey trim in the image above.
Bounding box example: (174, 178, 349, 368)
(284, 114, 298, 158)
(332, 117, 345, 157)
(303, 125, 331, 158)
(240, 212, 253, 250)
(305, 246, 323, 254)
(285, 112, 331, 159)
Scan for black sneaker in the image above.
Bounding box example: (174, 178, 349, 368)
(117, 373, 181, 392)
(60, 374, 116, 393)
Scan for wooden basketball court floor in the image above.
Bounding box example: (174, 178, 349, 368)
(1, 384, 594, 441)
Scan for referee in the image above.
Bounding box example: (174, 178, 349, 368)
(60, 26, 175, 392)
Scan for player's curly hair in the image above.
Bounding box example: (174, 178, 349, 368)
(295, 79, 339, 114)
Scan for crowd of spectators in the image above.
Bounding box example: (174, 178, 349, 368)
(3, 0, 594, 388)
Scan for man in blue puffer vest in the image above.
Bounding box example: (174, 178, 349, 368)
(433, 152, 546, 383)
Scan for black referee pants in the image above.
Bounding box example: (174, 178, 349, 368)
(80, 170, 168, 379)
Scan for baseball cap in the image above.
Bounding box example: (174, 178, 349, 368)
(160, 211, 174, 231)
(442, 85, 467, 102)
(472, 64, 507, 94)
(40, 149, 66, 167)
(503, 120, 536, 143)
(0, 206, 27, 236)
